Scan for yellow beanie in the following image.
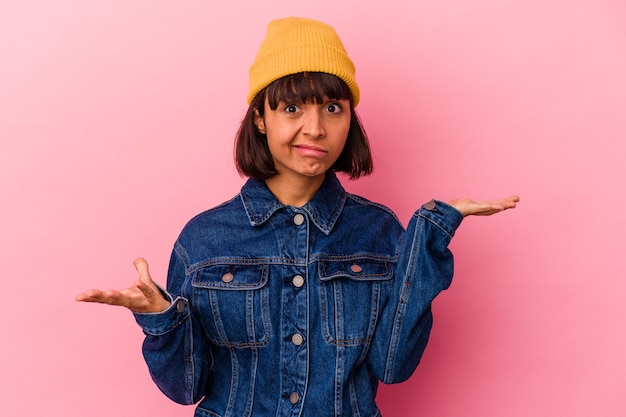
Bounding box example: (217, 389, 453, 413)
(247, 17, 360, 106)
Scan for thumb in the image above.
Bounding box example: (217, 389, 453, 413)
(133, 257, 152, 283)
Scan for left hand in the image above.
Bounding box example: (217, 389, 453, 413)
(447, 195, 520, 217)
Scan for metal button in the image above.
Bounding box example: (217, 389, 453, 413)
(350, 264, 363, 273)
(221, 272, 234, 283)
(423, 200, 437, 211)
(293, 214, 305, 225)
(291, 333, 304, 346)
(289, 392, 300, 404)
(175, 299, 185, 313)
(292, 275, 305, 288)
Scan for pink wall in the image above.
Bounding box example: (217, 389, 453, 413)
(1, 1, 625, 416)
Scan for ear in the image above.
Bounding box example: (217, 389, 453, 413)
(254, 109, 266, 134)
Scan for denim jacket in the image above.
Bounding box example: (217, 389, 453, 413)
(134, 172, 463, 417)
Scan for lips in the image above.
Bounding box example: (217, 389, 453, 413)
(293, 144, 328, 158)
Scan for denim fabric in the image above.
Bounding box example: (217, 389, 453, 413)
(134, 172, 463, 417)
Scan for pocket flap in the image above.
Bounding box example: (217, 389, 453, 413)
(192, 263, 268, 290)
(319, 258, 393, 282)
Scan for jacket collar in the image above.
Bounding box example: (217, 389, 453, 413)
(240, 172, 346, 236)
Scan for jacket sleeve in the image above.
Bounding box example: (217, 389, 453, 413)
(366, 200, 463, 384)
(133, 243, 213, 404)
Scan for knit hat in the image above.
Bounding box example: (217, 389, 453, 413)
(247, 17, 360, 106)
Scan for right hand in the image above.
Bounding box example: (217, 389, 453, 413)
(76, 258, 172, 313)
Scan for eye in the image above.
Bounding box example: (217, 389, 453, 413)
(326, 102, 343, 113)
(284, 104, 299, 113)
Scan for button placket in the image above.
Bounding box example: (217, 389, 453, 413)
(278, 210, 308, 414)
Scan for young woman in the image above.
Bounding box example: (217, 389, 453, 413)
(77, 17, 518, 417)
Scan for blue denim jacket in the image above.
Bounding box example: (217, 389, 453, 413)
(134, 172, 463, 417)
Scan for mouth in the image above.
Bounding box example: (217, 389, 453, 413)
(293, 144, 328, 158)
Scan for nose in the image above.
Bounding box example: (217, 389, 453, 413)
(301, 108, 326, 138)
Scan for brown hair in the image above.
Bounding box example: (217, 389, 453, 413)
(235, 72, 373, 180)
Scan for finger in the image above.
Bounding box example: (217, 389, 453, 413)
(500, 195, 520, 209)
(481, 196, 518, 212)
(76, 289, 103, 302)
(76, 289, 126, 306)
(102, 289, 133, 307)
(76, 288, 112, 301)
(134, 257, 152, 282)
(473, 200, 513, 216)
(134, 278, 156, 299)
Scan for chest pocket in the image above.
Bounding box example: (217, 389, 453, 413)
(318, 258, 393, 346)
(191, 263, 270, 348)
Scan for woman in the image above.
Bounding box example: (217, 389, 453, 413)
(77, 17, 518, 417)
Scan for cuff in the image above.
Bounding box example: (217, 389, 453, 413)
(133, 293, 189, 336)
(417, 199, 464, 238)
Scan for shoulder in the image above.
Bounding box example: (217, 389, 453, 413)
(338, 192, 406, 243)
(179, 193, 245, 236)
(344, 192, 402, 226)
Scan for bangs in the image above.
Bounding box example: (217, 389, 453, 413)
(265, 72, 353, 110)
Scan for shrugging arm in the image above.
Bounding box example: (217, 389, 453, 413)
(133, 245, 213, 405)
(366, 200, 463, 383)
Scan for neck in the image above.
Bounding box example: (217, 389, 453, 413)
(265, 173, 326, 207)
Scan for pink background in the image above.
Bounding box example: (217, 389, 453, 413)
(1, 1, 625, 416)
